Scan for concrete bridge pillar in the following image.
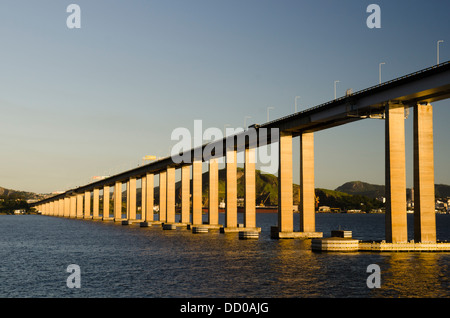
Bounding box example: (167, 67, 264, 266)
(93, 188, 100, 219)
(64, 197, 70, 217)
(414, 103, 436, 243)
(181, 165, 190, 224)
(114, 181, 122, 221)
(141, 176, 147, 223)
(300, 132, 316, 232)
(127, 177, 137, 221)
(57, 200, 61, 216)
(159, 171, 167, 222)
(192, 160, 203, 225)
(84, 191, 91, 219)
(244, 147, 256, 229)
(145, 173, 154, 222)
(76, 194, 83, 218)
(385, 103, 408, 243)
(166, 167, 176, 224)
(225, 149, 238, 230)
(103, 185, 111, 219)
(278, 132, 293, 233)
(70, 196, 76, 218)
(208, 158, 219, 226)
(60, 198, 64, 217)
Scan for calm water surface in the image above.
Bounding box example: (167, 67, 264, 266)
(0, 213, 449, 298)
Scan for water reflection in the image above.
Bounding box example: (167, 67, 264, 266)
(370, 253, 450, 298)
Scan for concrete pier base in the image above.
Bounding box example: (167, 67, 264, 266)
(122, 220, 133, 225)
(239, 231, 259, 239)
(312, 239, 450, 252)
(270, 226, 322, 239)
(162, 223, 177, 230)
(331, 230, 352, 238)
(102, 217, 114, 221)
(311, 237, 359, 252)
(221, 226, 261, 233)
(188, 224, 222, 230)
(192, 226, 209, 234)
(311, 231, 450, 252)
(140, 221, 162, 227)
(358, 241, 450, 252)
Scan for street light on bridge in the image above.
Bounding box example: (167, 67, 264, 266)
(334, 80, 340, 99)
(244, 116, 252, 129)
(379, 62, 386, 84)
(437, 40, 444, 65)
(295, 96, 300, 113)
(267, 106, 274, 122)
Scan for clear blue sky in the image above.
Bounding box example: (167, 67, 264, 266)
(0, 0, 449, 193)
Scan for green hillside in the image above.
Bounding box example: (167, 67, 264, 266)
(149, 168, 384, 211)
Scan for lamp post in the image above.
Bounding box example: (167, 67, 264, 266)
(295, 96, 300, 113)
(244, 116, 251, 130)
(334, 81, 340, 99)
(437, 40, 444, 65)
(267, 107, 274, 122)
(224, 124, 230, 136)
(379, 62, 385, 84)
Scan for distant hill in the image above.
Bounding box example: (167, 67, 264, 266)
(0, 186, 48, 201)
(154, 167, 285, 206)
(335, 181, 385, 199)
(435, 184, 450, 198)
(335, 181, 450, 200)
(151, 169, 383, 210)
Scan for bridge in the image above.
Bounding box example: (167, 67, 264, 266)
(33, 61, 450, 248)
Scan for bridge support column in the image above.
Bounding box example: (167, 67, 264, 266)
(103, 185, 111, 220)
(192, 160, 203, 225)
(208, 158, 219, 226)
(84, 191, 92, 219)
(166, 167, 176, 224)
(385, 103, 408, 243)
(300, 132, 316, 232)
(70, 196, 76, 218)
(159, 171, 167, 222)
(145, 173, 155, 222)
(76, 194, 83, 218)
(244, 147, 256, 229)
(127, 177, 137, 222)
(114, 181, 122, 221)
(64, 197, 70, 217)
(56, 199, 64, 216)
(181, 165, 190, 224)
(223, 149, 238, 232)
(93, 188, 100, 220)
(60, 198, 64, 217)
(414, 103, 436, 243)
(277, 132, 293, 233)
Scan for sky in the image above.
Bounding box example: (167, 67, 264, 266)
(0, 0, 449, 194)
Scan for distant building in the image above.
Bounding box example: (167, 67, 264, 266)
(318, 206, 330, 212)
